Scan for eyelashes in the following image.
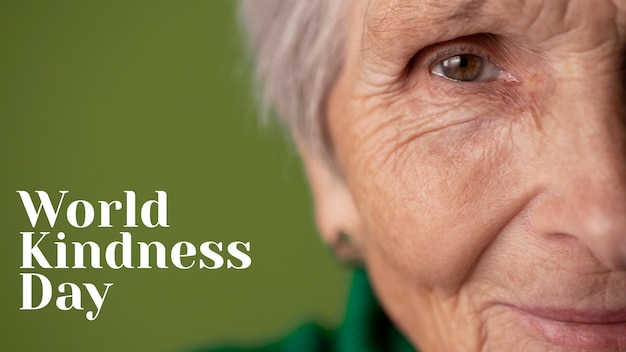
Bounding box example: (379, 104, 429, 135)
(408, 35, 516, 84)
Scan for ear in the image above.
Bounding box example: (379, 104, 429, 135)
(298, 145, 363, 261)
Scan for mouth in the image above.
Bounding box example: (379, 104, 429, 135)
(505, 305, 626, 350)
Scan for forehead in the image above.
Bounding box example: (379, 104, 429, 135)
(364, 0, 626, 21)
(362, 0, 626, 46)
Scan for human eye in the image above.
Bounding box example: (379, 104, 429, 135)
(430, 52, 505, 82)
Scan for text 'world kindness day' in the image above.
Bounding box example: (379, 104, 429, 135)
(17, 190, 252, 321)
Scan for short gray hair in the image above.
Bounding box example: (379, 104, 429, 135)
(239, 0, 346, 163)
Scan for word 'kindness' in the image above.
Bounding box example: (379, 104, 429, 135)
(17, 190, 252, 321)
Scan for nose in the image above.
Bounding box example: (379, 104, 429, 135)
(529, 78, 626, 270)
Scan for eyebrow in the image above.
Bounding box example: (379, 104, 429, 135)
(445, 0, 488, 22)
(362, 0, 519, 66)
(366, 0, 493, 38)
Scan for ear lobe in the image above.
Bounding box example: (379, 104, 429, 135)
(298, 146, 363, 259)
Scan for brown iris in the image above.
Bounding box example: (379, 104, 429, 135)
(441, 54, 484, 81)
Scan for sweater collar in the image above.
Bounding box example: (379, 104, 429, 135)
(337, 269, 417, 352)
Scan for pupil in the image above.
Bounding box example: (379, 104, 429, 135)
(459, 56, 469, 68)
(438, 54, 483, 81)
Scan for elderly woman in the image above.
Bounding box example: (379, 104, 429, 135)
(209, 0, 626, 351)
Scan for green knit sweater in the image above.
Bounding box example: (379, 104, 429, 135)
(192, 269, 417, 352)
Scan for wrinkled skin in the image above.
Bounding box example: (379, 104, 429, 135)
(303, 0, 626, 351)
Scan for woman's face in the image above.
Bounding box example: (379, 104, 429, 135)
(323, 0, 626, 351)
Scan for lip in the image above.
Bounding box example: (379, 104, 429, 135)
(505, 305, 626, 350)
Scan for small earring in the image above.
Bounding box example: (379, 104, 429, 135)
(331, 231, 363, 267)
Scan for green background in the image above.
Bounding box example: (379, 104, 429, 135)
(0, 1, 349, 351)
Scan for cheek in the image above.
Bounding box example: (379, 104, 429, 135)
(341, 85, 542, 290)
